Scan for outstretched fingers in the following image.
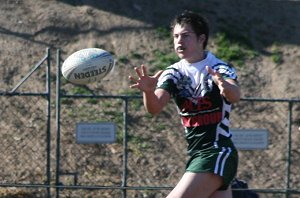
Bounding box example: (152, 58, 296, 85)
(206, 66, 224, 84)
(206, 65, 218, 76)
(129, 64, 164, 92)
(206, 65, 226, 95)
(128, 76, 137, 88)
(141, 64, 147, 76)
(134, 66, 142, 77)
(129, 65, 147, 89)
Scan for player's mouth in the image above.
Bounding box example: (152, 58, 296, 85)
(176, 46, 186, 53)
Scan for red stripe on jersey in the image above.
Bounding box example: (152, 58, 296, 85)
(181, 111, 222, 127)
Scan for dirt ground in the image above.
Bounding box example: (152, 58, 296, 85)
(0, 0, 300, 197)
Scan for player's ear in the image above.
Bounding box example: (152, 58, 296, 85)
(198, 34, 206, 43)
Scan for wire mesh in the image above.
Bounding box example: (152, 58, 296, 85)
(0, 96, 50, 197)
(55, 95, 300, 197)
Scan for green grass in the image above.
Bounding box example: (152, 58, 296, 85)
(153, 123, 166, 132)
(128, 134, 151, 156)
(214, 32, 258, 67)
(119, 89, 143, 110)
(270, 44, 283, 64)
(69, 86, 100, 104)
(118, 56, 130, 64)
(155, 26, 171, 40)
(150, 49, 179, 72)
(70, 86, 91, 95)
(130, 52, 144, 59)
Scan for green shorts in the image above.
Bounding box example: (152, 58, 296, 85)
(186, 146, 238, 190)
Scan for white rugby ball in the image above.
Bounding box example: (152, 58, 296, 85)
(62, 48, 115, 85)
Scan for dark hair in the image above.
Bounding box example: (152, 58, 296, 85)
(171, 10, 209, 49)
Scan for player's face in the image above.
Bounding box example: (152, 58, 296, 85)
(173, 24, 205, 63)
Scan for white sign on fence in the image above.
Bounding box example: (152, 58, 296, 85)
(231, 129, 269, 150)
(76, 122, 116, 144)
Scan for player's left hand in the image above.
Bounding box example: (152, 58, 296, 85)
(206, 66, 226, 95)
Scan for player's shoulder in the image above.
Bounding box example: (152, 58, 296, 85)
(206, 52, 238, 79)
(206, 52, 227, 66)
(158, 60, 186, 83)
(207, 52, 236, 70)
(163, 59, 186, 73)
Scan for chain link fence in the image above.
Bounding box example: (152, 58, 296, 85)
(55, 95, 300, 198)
(0, 49, 51, 198)
(231, 99, 300, 198)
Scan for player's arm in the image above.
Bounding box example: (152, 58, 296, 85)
(143, 88, 170, 115)
(218, 78, 241, 103)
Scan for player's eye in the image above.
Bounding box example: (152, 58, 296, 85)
(173, 34, 179, 39)
(181, 33, 189, 38)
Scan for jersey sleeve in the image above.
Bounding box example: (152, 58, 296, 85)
(212, 64, 238, 81)
(156, 67, 180, 96)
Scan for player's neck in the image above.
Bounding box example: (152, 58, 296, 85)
(185, 51, 206, 63)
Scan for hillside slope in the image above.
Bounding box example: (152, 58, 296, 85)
(1, 0, 299, 98)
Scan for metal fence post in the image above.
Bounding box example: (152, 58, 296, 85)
(122, 97, 129, 198)
(55, 49, 62, 198)
(286, 101, 293, 198)
(46, 48, 52, 198)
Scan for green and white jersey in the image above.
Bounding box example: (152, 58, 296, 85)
(157, 51, 238, 155)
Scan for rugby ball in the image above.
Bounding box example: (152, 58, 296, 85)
(62, 48, 115, 85)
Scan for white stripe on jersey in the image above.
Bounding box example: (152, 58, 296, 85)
(222, 118, 230, 126)
(214, 100, 232, 144)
